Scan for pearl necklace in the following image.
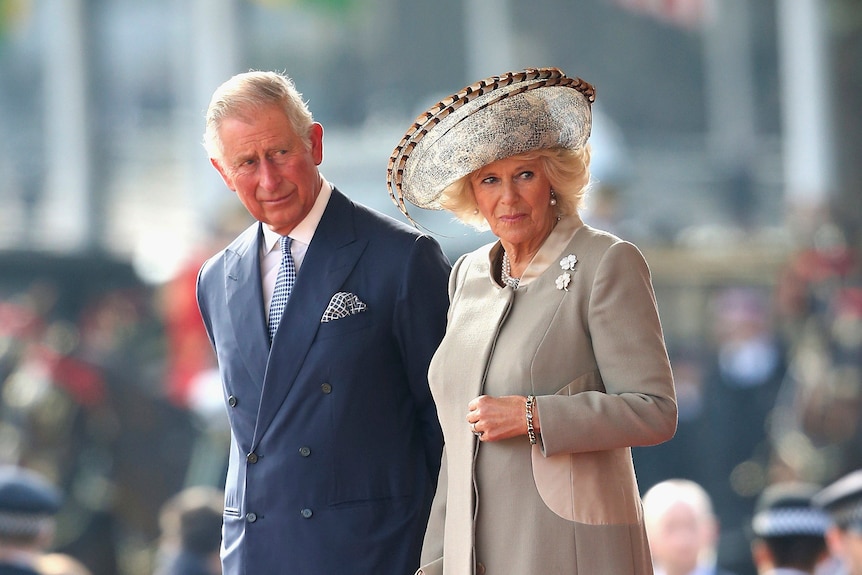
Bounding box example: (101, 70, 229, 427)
(501, 251, 520, 289)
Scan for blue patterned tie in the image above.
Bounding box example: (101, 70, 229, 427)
(268, 236, 295, 344)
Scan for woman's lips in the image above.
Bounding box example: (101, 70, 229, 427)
(498, 213, 525, 223)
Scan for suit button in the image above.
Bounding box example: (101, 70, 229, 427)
(247, 452, 258, 464)
(228, 395, 238, 407)
(299, 447, 311, 457)
(300, 508, 312, 519)
(246, 512, 257, 523)
(321, 383, 332, 394)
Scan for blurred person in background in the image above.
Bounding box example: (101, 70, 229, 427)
(813, 469, 862, 575)
(634, 347, 712, 492)
(154, 486, 223, 575)
(701, 286, 786, 573)
(643, 478, 738, 575)
(388, 67, 677, 575)
(197, 70, 449, 574)
(0, 465, 62, 575)
(770, 222, 862, 487)
(749, 481, 830, 575)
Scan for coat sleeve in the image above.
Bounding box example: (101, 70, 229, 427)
(195, 256, 218, 352)
(537, 240, 678, 456)
(393, 234, 450, 483)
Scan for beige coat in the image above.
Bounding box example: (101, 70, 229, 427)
(417, 216, 677, 575)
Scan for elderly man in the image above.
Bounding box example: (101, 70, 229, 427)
(196, 70, 450, 574)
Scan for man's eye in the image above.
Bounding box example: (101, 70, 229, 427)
(233, 159, 256, 176)
(271, 150, 291, 164)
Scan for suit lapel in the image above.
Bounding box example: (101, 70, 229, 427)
(253, 189, 367, 446)
(224, 223, 270, 390)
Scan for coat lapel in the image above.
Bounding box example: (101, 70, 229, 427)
(224, 223, 270, 391)
(252, 189, 367, 446)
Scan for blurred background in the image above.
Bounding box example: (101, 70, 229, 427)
(0, 0, 860, 573)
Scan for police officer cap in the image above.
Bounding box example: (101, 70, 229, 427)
(0, 465, 62, 538)
(814, 469, 862, 532)
(751, 482, 830, 538)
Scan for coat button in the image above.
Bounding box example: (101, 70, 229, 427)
(321, 383, 332, 394)
(228, 395, 238, 407)
(247, 452, 258, 464)
(246, 512, 257, 523)
(476, 563, 486, 575)
(299, 447, 311, 457)
(300, 508, 313, 519)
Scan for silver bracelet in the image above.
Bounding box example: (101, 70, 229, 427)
(526, 394, 537, 445)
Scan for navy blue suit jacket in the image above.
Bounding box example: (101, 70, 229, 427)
(196, 189, 450, 574)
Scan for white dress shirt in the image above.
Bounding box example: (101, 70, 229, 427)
(260, 178, 332, 318)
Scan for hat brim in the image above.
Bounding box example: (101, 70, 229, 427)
(388, 67, 595, 220)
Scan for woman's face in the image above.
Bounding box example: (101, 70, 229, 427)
(470, 155, 556, 252)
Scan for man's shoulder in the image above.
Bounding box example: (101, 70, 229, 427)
(336, 192, 441, 254)
(349, 197, 421, 237)
(198, 222, 259, 281)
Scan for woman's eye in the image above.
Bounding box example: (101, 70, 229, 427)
(519, 170, 534, 180)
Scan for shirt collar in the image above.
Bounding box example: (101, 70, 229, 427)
(261, 177, 332, 255)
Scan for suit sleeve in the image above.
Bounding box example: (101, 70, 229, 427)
(393, 234, 450, 483)
(195, 257, 218, 352)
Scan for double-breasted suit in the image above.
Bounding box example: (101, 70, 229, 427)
(197, 188, 450, 574)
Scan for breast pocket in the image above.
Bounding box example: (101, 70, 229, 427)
(315, 311, 375, 340)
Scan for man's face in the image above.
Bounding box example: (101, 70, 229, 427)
(647, 502, 713, 574)
(211, 103, 323, 235)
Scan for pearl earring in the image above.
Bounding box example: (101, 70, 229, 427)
(550, 190, 557, 206)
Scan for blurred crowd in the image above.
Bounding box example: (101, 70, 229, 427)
(0, 247, 227, 575)
(633, 216, 862, 575)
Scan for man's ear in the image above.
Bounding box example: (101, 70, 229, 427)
(751, 539, 774, 570)
(309, 122, 324, 166)
(211, 157, 236, 192)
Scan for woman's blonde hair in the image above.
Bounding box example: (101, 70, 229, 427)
(438, 145, 592, 230)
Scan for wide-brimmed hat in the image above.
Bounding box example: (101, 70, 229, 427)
(387, 67, 595, 221)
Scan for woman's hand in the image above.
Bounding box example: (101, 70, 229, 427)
(466, 394, 540, 442)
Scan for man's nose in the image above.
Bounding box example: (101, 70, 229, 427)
(259, 158, 281, 189)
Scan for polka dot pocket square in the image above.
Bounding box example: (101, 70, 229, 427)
(321, 291, 368, 323)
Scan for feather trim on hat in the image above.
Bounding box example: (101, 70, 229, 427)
(387, 67, 595, 222)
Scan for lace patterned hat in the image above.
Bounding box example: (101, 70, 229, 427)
(387, 67, 595, 221)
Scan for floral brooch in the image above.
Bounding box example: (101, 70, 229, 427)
(555, 254, 578, 291)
